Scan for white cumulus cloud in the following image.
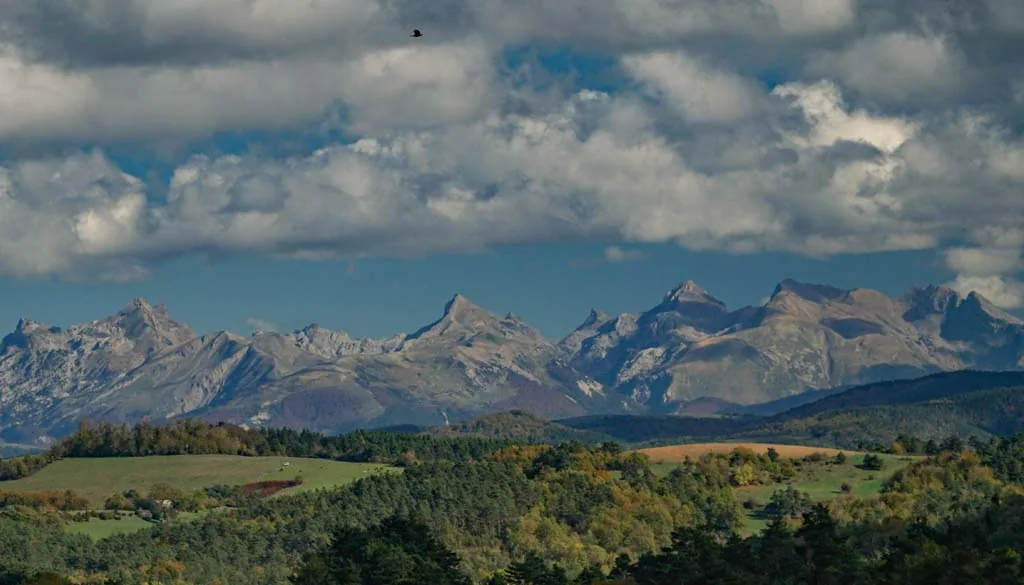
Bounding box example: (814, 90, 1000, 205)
(0, 0, 1021, 310)
(603, 246, 646, 263)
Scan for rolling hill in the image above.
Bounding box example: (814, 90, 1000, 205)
(737, 378, 1024, 448)
(424, 410, 616, 444)
(769, 370, 1024, 421)
(557, 370, 1024, 448)
(1, 455, 395, 507)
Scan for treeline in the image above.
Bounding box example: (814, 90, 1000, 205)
(857, 432, 1024, 473)
(0, 491, 89, 512)
(290, 494, 1024, 585)
(0, 441, 744, 583)
(743, 384, 1024, 450)
(428, 411, 616, 445)
(8, 494, 1024, 585)
(0, 419, 515, 480)
(853, 433, 973, 455)
(3, 435, 1024, 583)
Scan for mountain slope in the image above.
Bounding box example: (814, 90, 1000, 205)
(556, 370, 1024, 446)
(1, 278, 1023, 448)
(0, 295, 588, 446)
(771, 370, 1024, 421)
(561, 279, 1024, 408)
(736, 371, 1024, 448)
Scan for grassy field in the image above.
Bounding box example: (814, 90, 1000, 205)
(633, 442, 922, 536)
(64, 508, 231, 539)
(734, 452, 918, 502)
(2, 455, 399, 507)
(65, 515, 154, 539)
(732, 452, 920, 535)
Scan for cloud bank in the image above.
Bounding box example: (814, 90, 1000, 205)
(0, 0, 1022, 305)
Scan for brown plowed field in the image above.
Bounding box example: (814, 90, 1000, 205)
(637, 442, 849, 462)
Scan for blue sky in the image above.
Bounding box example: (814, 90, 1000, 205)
(0, 0, 1022, 340)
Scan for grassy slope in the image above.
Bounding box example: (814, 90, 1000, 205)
(636, 443, 921, 535)
(65, 515, 154, 539)
(2, 455, 398, 507)
(733, 452, 918, 534)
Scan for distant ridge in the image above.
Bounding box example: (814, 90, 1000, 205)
(1, 279, 1022, 448)
(558, 370, 1024, 448)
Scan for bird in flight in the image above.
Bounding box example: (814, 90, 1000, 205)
(410, 29, 422, 37)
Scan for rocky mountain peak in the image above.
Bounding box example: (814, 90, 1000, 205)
(101, 297, 196, 353)
(644, 280, 730, 334)
(115, 297, 169, 323)
(899, 285, 1020, 325)
(282, 322, 398, 359)
(581, 309, 608, 328)
(443, 293, 472, 316)
(124, 296, 153, 311)
(14, 317, 40, 334)
(962, 290, 1022, 322)
(1, 278, 1023, 449)
(297, 322, 352, 340)
(902, 284, 961, 318)
(406, 293, 547, 345)
(1, 318, 56, 351)
(957, 290, 1023, 325)
(770, 279, 848, 303)
(408, 293, 497, 341)
(663, 280, 722, 306)
(558, 309, 615, 354)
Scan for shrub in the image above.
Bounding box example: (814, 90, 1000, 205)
(860, 454, 885, 471)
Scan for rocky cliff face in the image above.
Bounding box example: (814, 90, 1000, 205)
(1, 280, 1022, 447)
(0, 294, 588, 446)
(562, 279, 1024, 411)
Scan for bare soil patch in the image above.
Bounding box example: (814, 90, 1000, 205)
(638, 442, 848, 462)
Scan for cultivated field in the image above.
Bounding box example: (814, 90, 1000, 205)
(637, 442, 850, 462)
(2, 455, 399, 507)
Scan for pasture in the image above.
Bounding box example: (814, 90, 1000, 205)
(1, 455, 399, 507)
(633, 442, 922, 535)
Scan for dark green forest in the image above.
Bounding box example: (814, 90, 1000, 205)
(2, 418, 1024, 584)
(558, 373, 1024, 449)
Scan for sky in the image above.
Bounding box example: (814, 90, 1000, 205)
(0, 0, 1022, 340)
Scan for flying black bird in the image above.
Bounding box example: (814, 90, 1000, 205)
(410, 29, 422, 37)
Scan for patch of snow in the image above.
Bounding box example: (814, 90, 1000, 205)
(575, 379, 604, 396)
(617, 347, 667, 383)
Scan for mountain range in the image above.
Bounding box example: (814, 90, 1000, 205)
(2, 278, 1023, 448)
(550, 370, 1024, 449)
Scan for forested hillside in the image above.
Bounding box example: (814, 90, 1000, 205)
(558, 371, 1024, 449)
(2, 421, 1024, 583)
